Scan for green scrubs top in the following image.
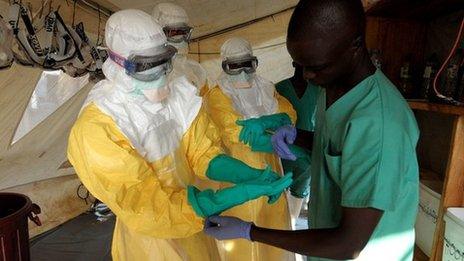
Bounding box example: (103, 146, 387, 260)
(308, 70, 419, 261)
(275, 80, 321, 198)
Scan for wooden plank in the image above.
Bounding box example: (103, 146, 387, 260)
(430, 115, 464, 261)
(409, 101, 464, 116)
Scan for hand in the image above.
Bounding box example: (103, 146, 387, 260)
(236, 113, 292, 146)
(237, 118, 265, 146)
(204, 216, 252, 240)
(271, 125, 297, 160)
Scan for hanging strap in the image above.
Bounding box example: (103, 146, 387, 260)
(7, 2, 77, 69)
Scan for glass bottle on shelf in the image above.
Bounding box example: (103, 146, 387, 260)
(442, 48, 462, 98)
(370, 49, 382, 70)
(399, 54, 414, 98)
(421, 54, 438, 100)
(455, 58, 464, 103)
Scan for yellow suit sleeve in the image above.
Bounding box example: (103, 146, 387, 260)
(204, 86, 242, 145)
(182, 106, 223, 179)
(276, 91, 297, 124)
(67, 104, 203, 239)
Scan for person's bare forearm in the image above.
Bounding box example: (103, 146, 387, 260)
(249, 208, 383, 260)
(250, 226, 358, 260)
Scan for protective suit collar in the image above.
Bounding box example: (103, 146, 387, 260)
(84, 60, 202, 162)
(217, 72, 278, 119)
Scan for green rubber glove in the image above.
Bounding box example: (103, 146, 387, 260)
(236, 113, 292, 146)
(187, 172, 293, 217)
(206, 154, 279, 184)
(242, 168, 293, 204)
(206, 155, 284, 203)
(249, 134, 274, 152)
(283, 156, 311, 198)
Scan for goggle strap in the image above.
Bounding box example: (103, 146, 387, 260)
(108, 50, 134, 71)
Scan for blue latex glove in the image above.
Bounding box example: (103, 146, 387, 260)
(271, 125, 297, 161)
(204, 216, 252, 240)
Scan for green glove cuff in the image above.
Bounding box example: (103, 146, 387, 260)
(259, 113, 292, 130)
(206, 154, 262, 183)
(290, 174, 310, 198)
(187, 186, 207, 217)
(289, 145, 310, 159)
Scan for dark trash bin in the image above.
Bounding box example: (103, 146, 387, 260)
(0, 193, 41, 261)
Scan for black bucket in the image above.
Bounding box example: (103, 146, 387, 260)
(0, 193, 41, 261)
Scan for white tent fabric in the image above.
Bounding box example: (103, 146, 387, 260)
(12, 71, 89, 144)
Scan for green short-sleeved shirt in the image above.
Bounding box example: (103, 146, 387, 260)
(275, 79, 321, 132)
(276, 79, 321, 197)
(308, 70, 419, 261)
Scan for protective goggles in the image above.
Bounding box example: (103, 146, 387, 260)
(163, 24, 193, 43)
(222, 56, 258, 75)
(108, 45, 177, 82)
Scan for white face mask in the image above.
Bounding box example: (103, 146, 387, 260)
(228, 71, 252, 89)
(132, 72, 170, 102)
(141, 84, 170, 102)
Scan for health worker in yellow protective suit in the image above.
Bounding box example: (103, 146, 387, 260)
(152, 3, 209, 96)
(67, 10, 292, 261)
(204, 37, 297, 261)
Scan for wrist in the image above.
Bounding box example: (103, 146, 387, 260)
(249, 223, 257, 241)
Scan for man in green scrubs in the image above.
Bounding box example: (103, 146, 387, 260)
(203, 1, 420, 260)
(275, 62, 321, 198)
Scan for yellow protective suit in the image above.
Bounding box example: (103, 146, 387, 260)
(67, 103, 223, 261)
(205, 86, 297, 261)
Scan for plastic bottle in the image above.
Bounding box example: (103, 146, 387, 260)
(442, 48, 462, 98)
(455, 58, 464, 102)
(399, 54, 414, 98)
(369, 49, 382, 70)
(421, 54, 438, 100)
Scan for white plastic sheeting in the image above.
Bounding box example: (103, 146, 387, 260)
(12, 71, 89, 144)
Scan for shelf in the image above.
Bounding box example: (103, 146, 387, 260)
(366, 0, 464, 20)
(408, 100, 464, 116)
